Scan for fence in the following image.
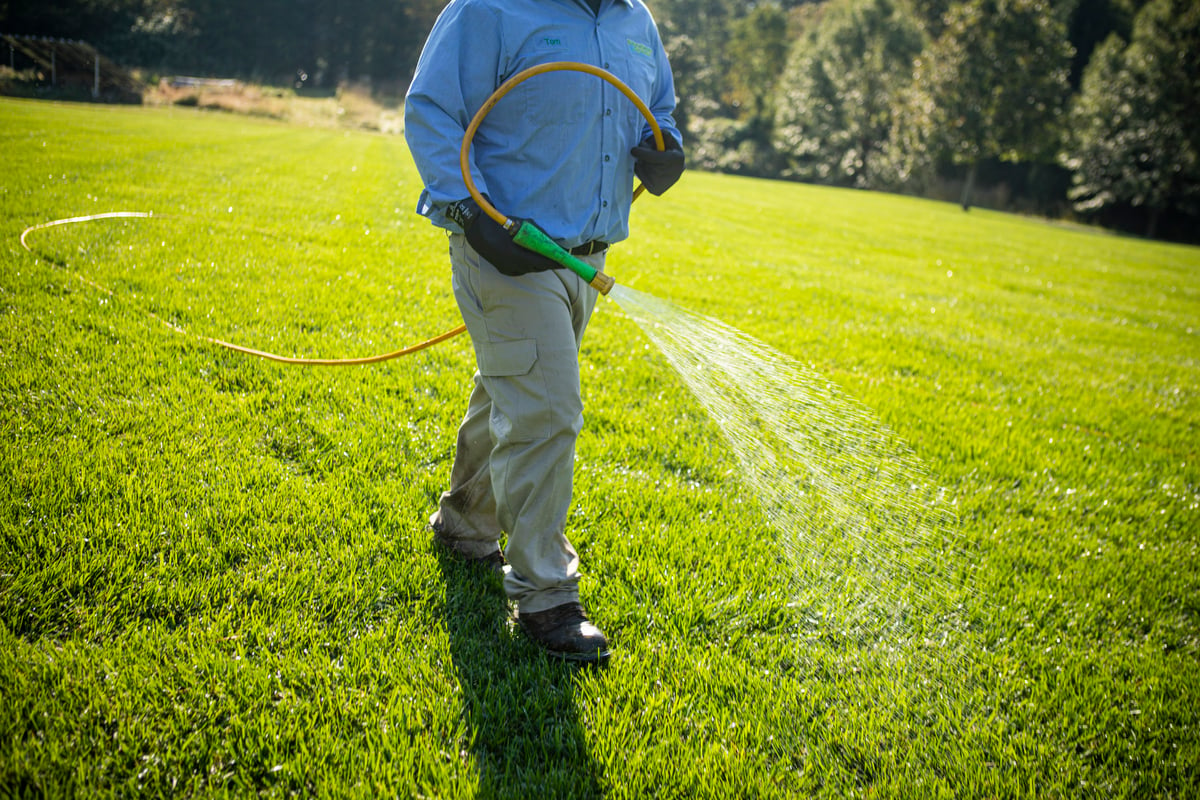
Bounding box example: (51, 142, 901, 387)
(2, 34, 140, 99)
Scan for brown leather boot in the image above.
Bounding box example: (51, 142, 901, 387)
(516, 602, 610, 664)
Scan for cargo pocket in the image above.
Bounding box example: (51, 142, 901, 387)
(477, 338, 548, 443)
(478, 338, 537, 378)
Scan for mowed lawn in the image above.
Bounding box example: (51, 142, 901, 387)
(1, 96, 1197, 798)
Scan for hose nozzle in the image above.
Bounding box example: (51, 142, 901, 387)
(589, 271, 615, 295)
(510, 219, 614, 296)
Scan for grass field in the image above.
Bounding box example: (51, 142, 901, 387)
(1, 96, 1198, 798)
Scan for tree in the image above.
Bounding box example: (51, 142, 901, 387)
(773, 0, 923, 188)
(1066, 0, 1142, 87)
(2, 0, 154, 49)
(726, 3, 790, 126)
(886, 0, 1074, 208)
(653, 0, 739, 133)
(655, 0, 794, 175)
(906, 0, 958, 38)
(1061, 0, 1200, 237)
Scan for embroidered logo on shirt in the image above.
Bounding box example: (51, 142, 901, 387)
(537, 35, 568, 49)
(627, 38, 652, 59)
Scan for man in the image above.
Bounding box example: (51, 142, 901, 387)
(404, 0, 683, 663)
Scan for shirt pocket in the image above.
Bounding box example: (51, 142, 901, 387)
(620, 44, 657, 97)
(505, 32, 591, 127)
(617, 47, 658, 137)
(517, 69, 590, 127)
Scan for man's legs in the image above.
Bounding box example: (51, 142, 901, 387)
(438, 233, 599, 615)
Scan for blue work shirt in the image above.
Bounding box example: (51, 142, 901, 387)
(404, 0, 680, 248)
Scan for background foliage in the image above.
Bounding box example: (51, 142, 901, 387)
(774, 0, 923, 188)
(1061, 0, 1200, 239)
(3, 0, 1198, 239)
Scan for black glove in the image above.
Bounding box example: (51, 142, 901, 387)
(630, 131, 685, 196)
(446, 196, 560, 276)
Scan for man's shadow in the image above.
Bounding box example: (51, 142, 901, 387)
(435, 553, 604, 798)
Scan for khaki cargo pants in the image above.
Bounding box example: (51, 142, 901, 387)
(431, 233, 603, 614)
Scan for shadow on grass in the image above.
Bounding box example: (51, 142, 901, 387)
(435, 552, 604, 799)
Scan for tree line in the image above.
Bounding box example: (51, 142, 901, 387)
(660, 0, 1197, 240)
(2, 0, 446, 93)
(2, 0, 1197, 241)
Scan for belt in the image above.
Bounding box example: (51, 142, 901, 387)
(568, 240, 609, 256)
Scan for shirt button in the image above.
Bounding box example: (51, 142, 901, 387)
(602, 200, 609, 208)
(605, 108, 612, 117)
(603, 62, 610, 69)
(604, 155, 611, 162)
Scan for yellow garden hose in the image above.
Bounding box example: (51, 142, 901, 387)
(19, 212, 470, 364)
(462, 60, 665, 228)
(19, 62, 663, 365)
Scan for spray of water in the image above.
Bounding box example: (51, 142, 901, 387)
(608, 284, 967, 645)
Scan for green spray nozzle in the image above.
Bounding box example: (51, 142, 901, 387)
(510, 219, 615, 295)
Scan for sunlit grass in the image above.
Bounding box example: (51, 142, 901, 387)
(2, 97, 1198, 797)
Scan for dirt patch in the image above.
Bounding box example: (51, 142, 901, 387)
(143, 77, 401, 133)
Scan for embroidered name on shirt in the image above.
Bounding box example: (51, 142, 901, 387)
(627, 38, 652, 59)
(538, 36, 567, 49)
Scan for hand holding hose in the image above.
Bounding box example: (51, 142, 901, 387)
(448, 197, 560, 276)
(631, 131, 684, 196)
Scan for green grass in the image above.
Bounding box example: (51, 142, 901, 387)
(1, 96, 1198, 798)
